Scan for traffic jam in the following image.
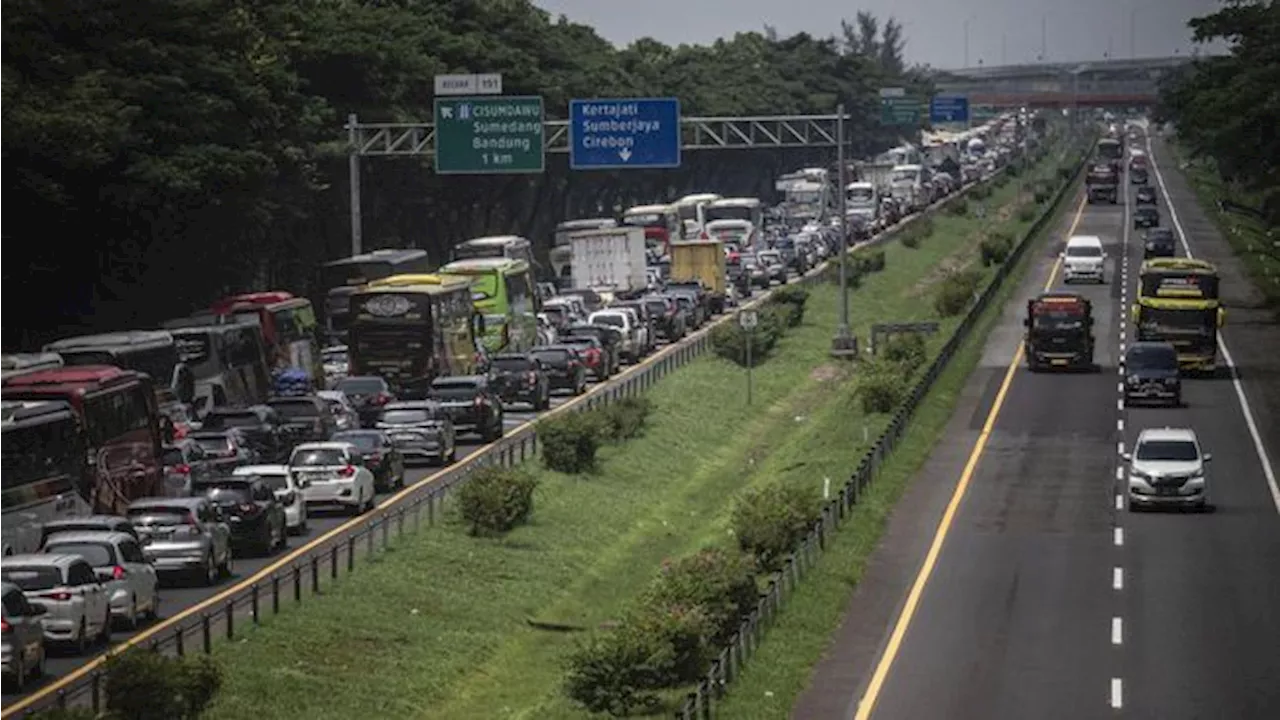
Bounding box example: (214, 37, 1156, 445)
(1, 113, 1028, 692)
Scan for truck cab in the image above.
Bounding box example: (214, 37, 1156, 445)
(1023, 293, 1095, 371)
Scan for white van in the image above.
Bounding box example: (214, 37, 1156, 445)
(1062, 235, 1107, 284)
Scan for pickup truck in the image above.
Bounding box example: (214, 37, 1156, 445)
(588, 309, 642, 363)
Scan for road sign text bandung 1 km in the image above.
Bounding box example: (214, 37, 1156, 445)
(434, 96, 545, 174)
(569, 98, 681, 170)
(929, 95, 970, 124)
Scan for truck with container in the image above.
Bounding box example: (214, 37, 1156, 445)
(551, 218, 617, 285)
(1085, 162, 1120, 204)
(669, 240, 727, 314)
(569, 226, 648, 295)
(1023, 293, 1096, 371)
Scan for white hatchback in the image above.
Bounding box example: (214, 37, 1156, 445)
(289, 442, 376, 515)
(0, 554, 111, 654)
(40, 532, 160, 629)
(234, 465, 309, 533)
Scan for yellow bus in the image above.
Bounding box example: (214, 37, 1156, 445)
(1131, 257, 1225, 372)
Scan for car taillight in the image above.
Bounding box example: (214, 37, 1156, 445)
(112, 565, 127, 580)
(174, 425, 188, 439)
(567, 359, 580, 369)
(338, 465, 356, 477)
(474, 396, 486, 408)
(0, 619, 10, 633)
(373, 393, 391, 406)
(172, 463, 192, 475)
(185, 511, 199, 525)
(43, 591, 71, 601)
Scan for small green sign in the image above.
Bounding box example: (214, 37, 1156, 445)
(972, 104, 998, 122)
(880, 97, 921, 126)
(434, 96, 545, 174)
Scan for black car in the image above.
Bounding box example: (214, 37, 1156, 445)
(188, 428, 259, 472)
(560, 336, 611, 381)
(668, 288, 706, 328)
(1135, 186, 1157, 206)
(267, 395, 337, 445)
(1130, 167, 1149, 185)
(199, 405, 287, 461)
(334, 376, 396, 428)
(426, 376, 505, 441)
(562, 324, 623, 378)
(666, 282, 710, 324)
(488, 353, 552, 410)
(1122, 342, 1181, 407)
(642, 295, 686, 341)
(531, 345, 588, 395)
(1143, 229, 1177, 259)
(371, 403, 456, 467)
(1133, 207, 1160, 229)
(332, 429, 408, 488)
(193, 476, 286, 555)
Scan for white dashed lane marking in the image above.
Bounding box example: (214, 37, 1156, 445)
(1112, 678, 1124, 709)
(1113, 566, 1124, 590)
(1114, 527, 1124, 546)
(1115, 494, 1125, 511)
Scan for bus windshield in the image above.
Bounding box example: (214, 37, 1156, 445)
(1137, 307, 1216, 337)
(704, 206, 753, 223)
(1140, 272, 1219, 300)
(623, 213, 664, 228)
(1097, 141, 1122, 160)
(1, 414, 83, 510)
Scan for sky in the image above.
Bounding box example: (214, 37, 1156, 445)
(532, 0, 1227, 69)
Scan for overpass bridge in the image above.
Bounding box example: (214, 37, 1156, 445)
(933, 55, 1195, 108)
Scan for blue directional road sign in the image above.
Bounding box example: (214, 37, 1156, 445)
(569, 98, 681, 170)
(929, 95, 970, 124)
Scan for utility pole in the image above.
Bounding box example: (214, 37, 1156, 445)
(1130, 8, 1137, 59)
(347, 113, 363, 256)
(831, 103, 856, 359)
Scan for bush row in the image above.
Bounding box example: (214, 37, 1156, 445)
(827, 247, 887, 290)
(564, 482, 822, 715)
(536, 396, 655, 475)
(710, 285, 810, 367)
(856, 331, 931, 414)
(30, 650, 221, 720)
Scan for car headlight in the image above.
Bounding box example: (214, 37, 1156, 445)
(1131, 469, 1152, 481)
(1162, 376, 1178, 385)
(1127, 375, 1140, 384)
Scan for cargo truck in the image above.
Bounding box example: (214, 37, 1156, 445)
(570, 227, 648, 295)
(1085, 163, 1119, 204)
(1023, 292, 1096, 371)
(669, 240, 727, 314)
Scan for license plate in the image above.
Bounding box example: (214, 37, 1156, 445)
(1156, 486, 1179, 496)
(393, 434, 419, 442)
(1051, 359, 1068, 366)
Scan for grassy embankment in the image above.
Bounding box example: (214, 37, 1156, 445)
(1165, 142, 1279, 311)
(201, 152, 1066, 720)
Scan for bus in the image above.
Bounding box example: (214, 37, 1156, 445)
(704, 198, 764, 245)
(1131, 258, 1225, 372)
(2, 366, 165, 519)
(452, 235, 536, 268)
(321, 249, 432, 340)
(160, 317, 271, 409)
(438, 257, 540, 354)
(347, 276, 479, 396)
(1, 401, 90, 556)
(211, 292, 323, 381)
(43, 330, 195, 405)
(621, 205, 680, 257)
(1, 353, 64, 382)
(671, 193, 722, 239)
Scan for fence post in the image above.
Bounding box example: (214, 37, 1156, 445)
(201, 613, 211, 653)
(225, 600, 234, 640)
(293, 565, 302, 603)
(272, 574, 281, 614)
(251, 584, 260, 625)
(311, 556, 320, 593)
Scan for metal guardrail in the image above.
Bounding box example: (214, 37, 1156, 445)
(3, 140, 1071, 719)
(674, 135, 1093, 719)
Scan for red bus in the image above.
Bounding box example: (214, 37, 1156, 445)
(211, 292, 323, 380)
(2, 366, 164, 516)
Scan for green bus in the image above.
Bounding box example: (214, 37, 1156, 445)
(438, 257, 539, 354)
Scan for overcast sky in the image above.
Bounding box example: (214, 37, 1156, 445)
(533, 0, 1226, 69)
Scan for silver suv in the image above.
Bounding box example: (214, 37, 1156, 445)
(1122, 427, 1211, 511)
(126, 497, 232, 585)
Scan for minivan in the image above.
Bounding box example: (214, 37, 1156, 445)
(1062, 235, 1107, 284)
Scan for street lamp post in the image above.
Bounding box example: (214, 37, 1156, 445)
(830, 103, 857, 359)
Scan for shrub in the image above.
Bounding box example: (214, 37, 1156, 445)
(731, 483, 823, 573)
(539, 412, 601, 474)
(457, 465, 537, 535)
(915, 217, 935, 237)
(979, 230, 1015, 266)
(564, 627, 670, 716)
(1058, 165, 1075, 182)
(593, 396, 652, 443)
(882, 331, 928, 371)
(1017, 204, 1038, 222)
(642, 547, 758, 647)
(864, 248, 886, 272)
(933, 268, 984, 317)
(626, 604, 716, 686)
(947, 198, 969, 216)
(768, 285, 810, 325)
(1033, 181, 1052, 204)
(103, 650, 222, 720)
(969, 183, 993, 200)
(857, 360, 909, 414)
(900, 228, 922, 249)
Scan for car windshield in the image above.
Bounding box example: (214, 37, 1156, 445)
(44, 542, 116, 567)
(291, 449, 347, 467)
(1136, 440, 1199, 462)
(430, 381, 480, 400)
(1067, 246, 1102, 257)
(269, 400, 320, 419)
(332, 432, 380, 450)
(1126, 346, 1176, 370)
(380, 409, 432, 424)
(192, 436, 233, 454)
(592, 314, 625, 328)
(337, 377, 385, 395)
(492, 357, 533, 372)
(1, 567, 63, 591)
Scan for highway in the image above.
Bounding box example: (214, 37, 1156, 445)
(795, 132, 1280, 720)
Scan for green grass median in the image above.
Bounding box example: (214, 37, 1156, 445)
(201, 151, 1067, 720)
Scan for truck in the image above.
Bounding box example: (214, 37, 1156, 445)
(551, 218, 617, 284)
(889, 164, 929, 212)
(669, 240, 727, 313)
(570, 227, 647, 294)
(1085, 163, 1119, 204)
(1131, 258, 1225, 372)
(845, 181, 881, 233)
(1096, 138, 1124, 175)
(1023, 293, 1095, 371)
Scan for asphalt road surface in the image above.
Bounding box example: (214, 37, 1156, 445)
(796, 134, 1280, 720)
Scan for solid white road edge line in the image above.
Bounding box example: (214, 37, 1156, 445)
(1147, 135, 1280, 516)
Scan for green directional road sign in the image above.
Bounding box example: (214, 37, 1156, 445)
(972, 104, 999, 123)
(880, 96, 921, 126)
(434, 96, 545, 174)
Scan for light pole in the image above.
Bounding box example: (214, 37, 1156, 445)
(831, 103, 856, 358)
(347, 113, 364, 256)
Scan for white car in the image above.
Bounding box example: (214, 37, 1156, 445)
(1122, 427, 1211, 511)
(289, 442, 376, 515)
(40, 532, 160, 629)
(0, 554, 111, 654)
(317, 390, 358, 432)
(1, 581, 47, 689)
(588, 310, 640, 363)
(234, 465, 308, 533)
(1062, 235, 1107, 284)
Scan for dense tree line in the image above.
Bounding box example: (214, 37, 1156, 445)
(1155, 0, 1278, 223)
(3, 1, 931, 348)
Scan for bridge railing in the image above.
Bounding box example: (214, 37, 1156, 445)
(938, 79, 1159, 96)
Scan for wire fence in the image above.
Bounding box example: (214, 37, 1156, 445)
(6, 133, 1085, 720)
(674, 132, 1093, 719)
